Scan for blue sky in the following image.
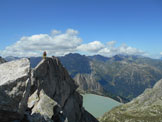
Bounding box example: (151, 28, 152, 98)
(0, 0, 162, 58)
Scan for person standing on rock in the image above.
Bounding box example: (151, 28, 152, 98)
(43, 51, 47, 59)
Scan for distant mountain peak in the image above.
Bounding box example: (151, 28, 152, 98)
(112, 54, 124, 61)
(64, 53, 83, 57)
(5, 56, 20, 61)
(88, 54, 110, 62)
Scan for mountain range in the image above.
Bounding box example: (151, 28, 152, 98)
(59, 53, 162, 102)
(4, 53, 162, 102)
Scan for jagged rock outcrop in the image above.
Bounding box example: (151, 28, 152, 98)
(0, 58, 31, 121)
(99, 79, 162, 122)
(0, 56, 6, 64)
(0, 57, 98, 122)
(74, 73, 104, 95)
(28, 57, 98, 122)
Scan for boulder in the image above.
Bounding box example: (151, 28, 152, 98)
(29, 90, 58, 118)
(0, 58, 31, 121)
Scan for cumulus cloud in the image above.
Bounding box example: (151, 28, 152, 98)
(0, 29, 82, 57)
(160, 52, 162, 55)
(77, 40, 145, 57)
(98, 43, 144, 57)
(106, 40, 116, 47)
(0, 28, 145, 57)
(77, 41, 104, 53)
(51, 30, 61, 35)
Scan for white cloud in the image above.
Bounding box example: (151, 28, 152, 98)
(82, 41, 145, 57)
(77, 41, 104, 53)
(160, 52, 162, 55)
(76, 40, 145, 57)
(51, 30, 61, 35)
(0, 29, 82, 57)
(106, 40, 116, 47)
(0, 28, 146, 57)
(97, 43, 145, 57)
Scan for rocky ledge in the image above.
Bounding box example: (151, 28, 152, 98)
(0, 57, 98, 122)
(99, 79, 162, 122)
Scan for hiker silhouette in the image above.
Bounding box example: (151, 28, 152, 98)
(43, 51, 47, 59)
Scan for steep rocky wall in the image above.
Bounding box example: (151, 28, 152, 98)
(28, 57, 98, 122)
(0, 57, 98, 122)
(74, 73, 104, 95)
(0, 58, 31, 121)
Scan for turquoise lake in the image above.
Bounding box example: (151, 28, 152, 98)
(82, 94, 121, 118)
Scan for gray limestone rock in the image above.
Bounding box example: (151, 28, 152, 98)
(28, 57, 98, 122)
(0, 57, 98, 122)
(0, 58, 31, 121)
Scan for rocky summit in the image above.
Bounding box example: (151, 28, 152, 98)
(0, 57, 98, 122)
(99, 79, 162, 122)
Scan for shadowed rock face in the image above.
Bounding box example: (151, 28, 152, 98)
(0, 58, 31, 121)
(28, 57, 98, 122)
(74, 73, 104, 95)
(99, 79, 162, 122)
(31, 57, 77, 106)
(0, 56, 6, 64)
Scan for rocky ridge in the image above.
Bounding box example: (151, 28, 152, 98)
(99, 79, 162, 122)
(0, 57, 98, 122)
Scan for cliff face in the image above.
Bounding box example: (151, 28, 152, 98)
(99, 79, 162, 122)
(74, 73, 104, 95)
(0, 58, 31, 121)
(29, 57, 98, 122)
(0, 57, 98, 122)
